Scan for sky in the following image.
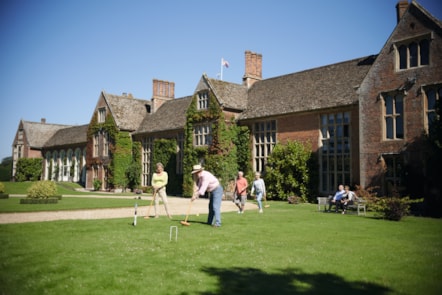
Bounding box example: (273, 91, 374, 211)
(1, 0, 441, 162)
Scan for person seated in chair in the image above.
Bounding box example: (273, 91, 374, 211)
(327, 184, 345, 213)
(341, 185, 357, 214)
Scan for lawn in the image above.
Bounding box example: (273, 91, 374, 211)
(0, 202, 441, 295)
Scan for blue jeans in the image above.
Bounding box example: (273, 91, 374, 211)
(256, 192, 263, 209)
(207, 185, 223, 226)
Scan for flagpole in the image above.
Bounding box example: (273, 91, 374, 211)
(220, 58, 224, 80)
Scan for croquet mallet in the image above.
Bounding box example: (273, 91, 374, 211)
(264, 193, 270, 208)
(180, 199, 193, 226)
(144, 190, 157, 219)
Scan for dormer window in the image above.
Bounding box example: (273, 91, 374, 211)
(396, 35, 430, 70)
(197, 92, 209, 110)
(98, 108, 106, 123)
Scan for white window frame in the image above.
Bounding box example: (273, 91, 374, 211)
(383, 93, 404, 140)
(98, 107, 106, 123)
(252, 120, 276, 174)
(197, 92, 209, 110)
(194, 123, 212, 147)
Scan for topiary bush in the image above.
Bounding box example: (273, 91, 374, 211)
(27, 181, 57, 199)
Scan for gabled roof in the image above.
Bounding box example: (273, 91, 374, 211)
(44, 124, 89, 148)
(240, 56, 376, 120)
(205, 76, 248, 110)
(103, 92, 151, 131)
(134, 96, 193, 134)
(20, 120, 73, 149)
(411, 0, 442, 28)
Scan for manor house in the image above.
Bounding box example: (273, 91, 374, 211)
(11, 1, 442, 203)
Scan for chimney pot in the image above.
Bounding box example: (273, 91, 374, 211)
(396, 1, 408, 23)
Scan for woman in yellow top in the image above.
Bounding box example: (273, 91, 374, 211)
(151, 162, 172, 219)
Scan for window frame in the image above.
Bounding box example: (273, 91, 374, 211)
(423, 84, 442, 135)
(319, 112, 351, 194)
(382, 92, 404, 140)
(197, 91, 209, 110)
(193, 123, 212, 147)
(252, 120, 276, 174)
(395, 34, 431, 71)
(98, 107, 106, 123)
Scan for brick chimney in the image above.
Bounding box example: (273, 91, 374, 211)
(396, 0, 409, 23)
(243, 50, 262, 88)
(151, 79, 175, 113)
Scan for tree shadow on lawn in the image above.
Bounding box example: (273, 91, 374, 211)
(193, 267, 391, 295)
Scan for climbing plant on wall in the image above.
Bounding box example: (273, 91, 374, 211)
(182, 91, 249, 197)
(152, 138, 182, 195)
(112, 131, 132, 190)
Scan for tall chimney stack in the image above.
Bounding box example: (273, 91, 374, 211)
(396, 1, 408, 23)
(243, 50, 262, 89)
(151, 79, 175, 113)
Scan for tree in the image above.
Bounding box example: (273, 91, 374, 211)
(0, 157, 12, 181)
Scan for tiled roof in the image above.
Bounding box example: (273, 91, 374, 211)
(44, 124, 88, 147)
(206, 77, 248, 110)
(240, 55, 376, 120)
(22, 120, 73, 148)
(103, 92, 151, 131)
(134, 96, 193, 134)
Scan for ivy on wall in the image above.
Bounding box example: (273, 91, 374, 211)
(182, 91, 251, 197)
(86, 112, 137, 190)
(111, 131, 132, 189)
(153, 138, 182, 195)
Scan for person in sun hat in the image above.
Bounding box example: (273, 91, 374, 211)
(191, 164, 223, 227)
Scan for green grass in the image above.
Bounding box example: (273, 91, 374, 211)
(0, 202, 441, 295)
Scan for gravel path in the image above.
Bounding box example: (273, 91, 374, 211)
(0, 195, 258, 224)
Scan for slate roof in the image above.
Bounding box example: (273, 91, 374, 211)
(103, 92, 151, 131)
(21, 120, 73, 149)
(134, 96, 193, 134)
(240, 55, 376, 120)
(205, 77, 248, 110)
(44, 124, 89, 148)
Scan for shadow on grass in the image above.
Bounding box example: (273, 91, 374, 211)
(193, 267, 391, 295)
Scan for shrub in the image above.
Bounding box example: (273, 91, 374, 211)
(372, 196, 423, 221)
(93, 179, 102, 191)
(265, 140, 311, 202)
(27, 181, 57, 199)
(0, 182, 5, 193)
